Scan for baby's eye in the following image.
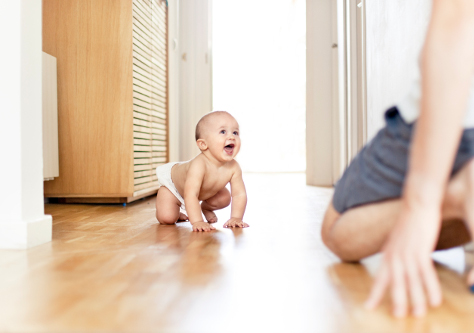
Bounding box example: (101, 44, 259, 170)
(233, 131, 239, 136)
(220, 130, 226, 134)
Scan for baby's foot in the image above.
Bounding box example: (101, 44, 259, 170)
(177, 213, 189, 222)
(202, 209, 218, 223)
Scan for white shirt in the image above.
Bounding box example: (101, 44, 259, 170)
(398, 72, 474, 128)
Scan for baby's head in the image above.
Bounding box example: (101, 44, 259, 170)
(195, 111, 241, 161)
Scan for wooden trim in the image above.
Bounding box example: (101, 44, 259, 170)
(165, 2, 170, 164)
(53, 197, 128, 204)
(131, 187, 159, 199)
(50, 195, 157, 204)
(45, 193, 132, 198)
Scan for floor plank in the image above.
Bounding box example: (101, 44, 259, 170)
(0, 173, 473, 332)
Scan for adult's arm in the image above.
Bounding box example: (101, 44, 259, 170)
(366, 0, 474, 318)
(407, 0, 474, 217)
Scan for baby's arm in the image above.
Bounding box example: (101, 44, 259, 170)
(224, 163, 248, 228)
(183, 160, 215, 232)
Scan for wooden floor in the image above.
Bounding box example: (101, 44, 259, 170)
(1, 173, 474, 332)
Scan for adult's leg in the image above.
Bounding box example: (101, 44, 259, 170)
(322, 159, 474, 262)
(155, 187, 184, 225)
(201, 187, 232, 223)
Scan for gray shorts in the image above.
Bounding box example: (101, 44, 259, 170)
(332, 107, 474, 214)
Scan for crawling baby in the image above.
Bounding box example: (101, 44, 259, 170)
(155, 111, 248, 232)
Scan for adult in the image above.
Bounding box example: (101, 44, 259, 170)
(322, 0, 474, 317)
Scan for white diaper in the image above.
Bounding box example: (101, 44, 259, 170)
(156, 162, 186, 214)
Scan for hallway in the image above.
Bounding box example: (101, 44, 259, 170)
(0, 174, 473, 332)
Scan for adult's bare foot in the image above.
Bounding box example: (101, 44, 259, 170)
(457, 159, 474, 286)
(443, 159, 474, 286)
(202, 209, 218, 223)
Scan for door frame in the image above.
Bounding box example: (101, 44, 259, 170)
(337, 0, 367, 175)
(306, 0, 367, 186)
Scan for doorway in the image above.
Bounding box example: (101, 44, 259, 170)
(212, 0, 306, 173)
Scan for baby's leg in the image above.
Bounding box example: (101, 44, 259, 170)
(201, 187, 231, 223)
(155, 187, 185, 225)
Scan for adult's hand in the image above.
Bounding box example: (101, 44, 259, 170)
(365, 206, 443, 317)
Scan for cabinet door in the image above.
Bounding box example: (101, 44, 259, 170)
(132, 0, 169, 196)
(43, 0, 134, 197)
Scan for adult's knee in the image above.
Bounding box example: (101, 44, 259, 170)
(321, 208, 362, 263)
(323, 230, 361, 262)
(321, 213, 342, 257)
(321, 203, 340, 248)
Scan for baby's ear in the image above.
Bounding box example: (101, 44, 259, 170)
(196, 139, 208, 151)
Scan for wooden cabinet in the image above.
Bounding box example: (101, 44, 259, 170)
(43, 0, 169, 203)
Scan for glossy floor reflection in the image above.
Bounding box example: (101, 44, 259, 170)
(1, 173, 473, 332)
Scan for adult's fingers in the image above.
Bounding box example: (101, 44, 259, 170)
(420, 259, 442, 307)
(365, 262, 390, 310)
(390, 256, 408, 317)
(406, 259, 427, 317)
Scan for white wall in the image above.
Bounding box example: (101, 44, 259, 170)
(365, 0, 431, 139)
(178, 0, 212, 161)
(0, 1, 52, 248)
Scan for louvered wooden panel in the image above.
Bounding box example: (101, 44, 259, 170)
(132, 0, 168, 196)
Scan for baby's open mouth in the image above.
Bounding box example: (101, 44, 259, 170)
(224, 143, 235, 155)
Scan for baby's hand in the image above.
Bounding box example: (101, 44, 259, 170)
(192, 221, 215, 232)
(223, 218, 249, 228)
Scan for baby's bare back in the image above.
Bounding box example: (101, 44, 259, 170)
(171, 155, 236, 201)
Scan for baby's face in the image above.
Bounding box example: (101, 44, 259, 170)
(202, 113, 241, 162)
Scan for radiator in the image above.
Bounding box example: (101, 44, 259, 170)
(42, 52, 59, 181)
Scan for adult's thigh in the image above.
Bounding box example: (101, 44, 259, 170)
(322, 199, 401, 261)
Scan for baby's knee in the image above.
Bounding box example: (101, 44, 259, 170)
(206, 190, 231, 209)
(156, 210, 178, 225)
(212, 195, 231, 210)
(219, 192, 232, 208)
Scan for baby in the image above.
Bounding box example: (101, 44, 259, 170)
(155, 111, 248, 232)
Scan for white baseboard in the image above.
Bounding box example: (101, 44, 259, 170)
(0, 215, 52, 249)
